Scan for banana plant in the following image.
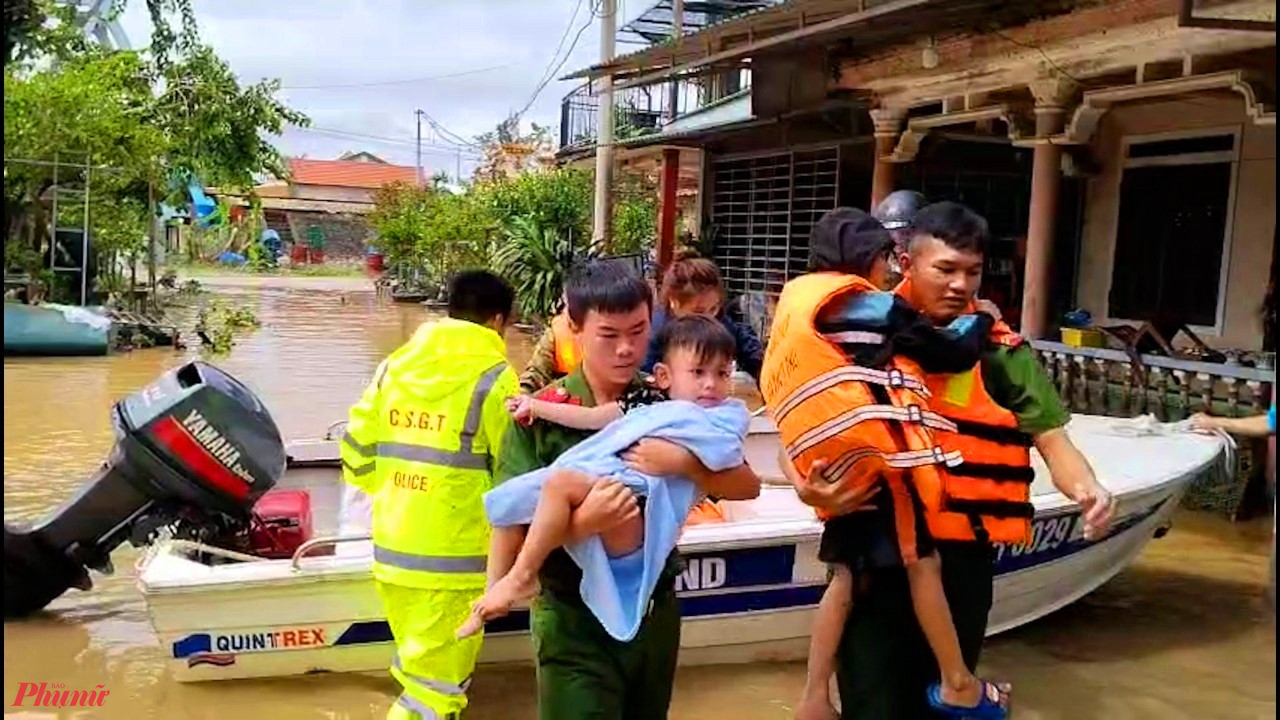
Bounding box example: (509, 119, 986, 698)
(491, 214, 594, 321)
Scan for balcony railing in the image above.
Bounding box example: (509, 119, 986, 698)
(558, 70, 750, 152)
(1030, 340, 1275, 518)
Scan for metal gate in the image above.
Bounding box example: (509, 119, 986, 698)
(708, 146, 840, 337)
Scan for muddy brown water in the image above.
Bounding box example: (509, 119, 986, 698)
(3, 276, 1275, 719)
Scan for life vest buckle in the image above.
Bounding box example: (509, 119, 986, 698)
(930, 446, 948, 464)
(906, 404, 924, 423)
(887, 369, 905, 388)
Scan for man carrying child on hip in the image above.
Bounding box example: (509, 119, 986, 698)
(764, 206, 1114, 720)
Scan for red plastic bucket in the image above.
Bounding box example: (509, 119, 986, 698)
(290, 244, 308, 264)
(308, 247, 326, 264)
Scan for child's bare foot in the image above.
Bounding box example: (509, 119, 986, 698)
(794, 689, 838, 720)
(940, 674, 981, 708)
(455, 570, 538, 638)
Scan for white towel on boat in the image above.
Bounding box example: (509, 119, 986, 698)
(337, 483, 374, 557)
(1104, 413, 1237, 479)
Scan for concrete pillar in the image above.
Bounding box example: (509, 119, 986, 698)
(870, 108, 904, 209)
(1019, 77, 1076, 339)
(592, 0, 618, 247)
(657, 148, 680, 274)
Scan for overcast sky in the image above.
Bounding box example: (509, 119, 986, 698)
(116, 0, 641, 179)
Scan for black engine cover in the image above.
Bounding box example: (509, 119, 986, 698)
(4, 361, 287, 619)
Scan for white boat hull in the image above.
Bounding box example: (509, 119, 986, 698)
(137, 415, 1224, 683)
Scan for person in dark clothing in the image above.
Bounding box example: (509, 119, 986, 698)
(641, 253, 766, 384)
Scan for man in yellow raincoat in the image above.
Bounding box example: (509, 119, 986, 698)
(342, 269, 519, 719)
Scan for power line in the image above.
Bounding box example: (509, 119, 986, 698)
(278, 64, 512, 91)
(515, 0, 604, 120)
(528, 0, 588, 100)
(417, 109, 480, 149)
(518, 0, 602, 117)
(295, 125, 482, 158)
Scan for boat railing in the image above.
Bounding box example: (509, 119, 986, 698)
(324, 420, 347, 441)
(1030, 340, 1275, 517)
(290, 535, 372, 572)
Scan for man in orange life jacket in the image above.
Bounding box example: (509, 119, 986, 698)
(786, 201, 1116, 719)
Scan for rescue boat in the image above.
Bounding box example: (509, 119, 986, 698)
(136, 414, 1227, 682)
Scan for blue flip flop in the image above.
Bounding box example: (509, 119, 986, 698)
(926, 680, 1009, 719)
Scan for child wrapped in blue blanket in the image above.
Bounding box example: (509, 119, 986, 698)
(455, 315, 751, 642)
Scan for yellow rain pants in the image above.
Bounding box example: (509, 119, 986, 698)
(378, 582, 483, 720)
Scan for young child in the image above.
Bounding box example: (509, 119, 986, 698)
(456, 315, 748, 640)
(792, 208, 1009, 720)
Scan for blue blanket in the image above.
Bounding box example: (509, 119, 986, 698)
(483, 398, 751, 641)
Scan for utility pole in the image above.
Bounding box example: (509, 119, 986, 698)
(592, 0, 617, 249)
(415, 109, 425, 187)
(667, 0, 683, 123)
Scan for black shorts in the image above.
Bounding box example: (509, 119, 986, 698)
(817, 479, 935, 573)
(835, 541, 996, 720)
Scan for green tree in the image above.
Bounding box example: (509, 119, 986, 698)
(4, 49, 164, 277)
(422, 191, 495, 278)
(5, 0, 43, 65)
(150, 44, 307, 198)
(478, 167, 593, 242)
(3, 0, 308, 303)
(612, 170, 659, 256)
(369, 181, 497, 284)
(368, 181, 436, 270)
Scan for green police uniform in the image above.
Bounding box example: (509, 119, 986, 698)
(493, 367, 683, 720)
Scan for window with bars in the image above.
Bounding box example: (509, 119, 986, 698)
(1109, 131, 1238, 330)
(708, 147, 840, 337)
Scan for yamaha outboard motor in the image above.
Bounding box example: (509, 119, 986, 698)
(3, 361, 287, 619)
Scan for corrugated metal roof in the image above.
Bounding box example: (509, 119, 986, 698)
(563, 0, 1091, 83)
(562, 0, 885, 80)
(617, 0, 785, 45)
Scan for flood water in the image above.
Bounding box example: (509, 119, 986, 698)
(3, 275, 1275, 719)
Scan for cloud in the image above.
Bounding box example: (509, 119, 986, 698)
(117, 0, 613, 177)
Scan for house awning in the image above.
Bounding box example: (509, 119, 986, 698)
(563, 0, 1089, 90)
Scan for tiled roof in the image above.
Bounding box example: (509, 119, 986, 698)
(288, 158, 418, 189)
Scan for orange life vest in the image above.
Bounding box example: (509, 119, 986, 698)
(550, 312, 581, 375)
(761, 272, 960, 564)
(894, 279, 1035, 545)
(685, 498, 727, 526)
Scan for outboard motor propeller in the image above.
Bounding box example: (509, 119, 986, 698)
(3, 361, 287, 619)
